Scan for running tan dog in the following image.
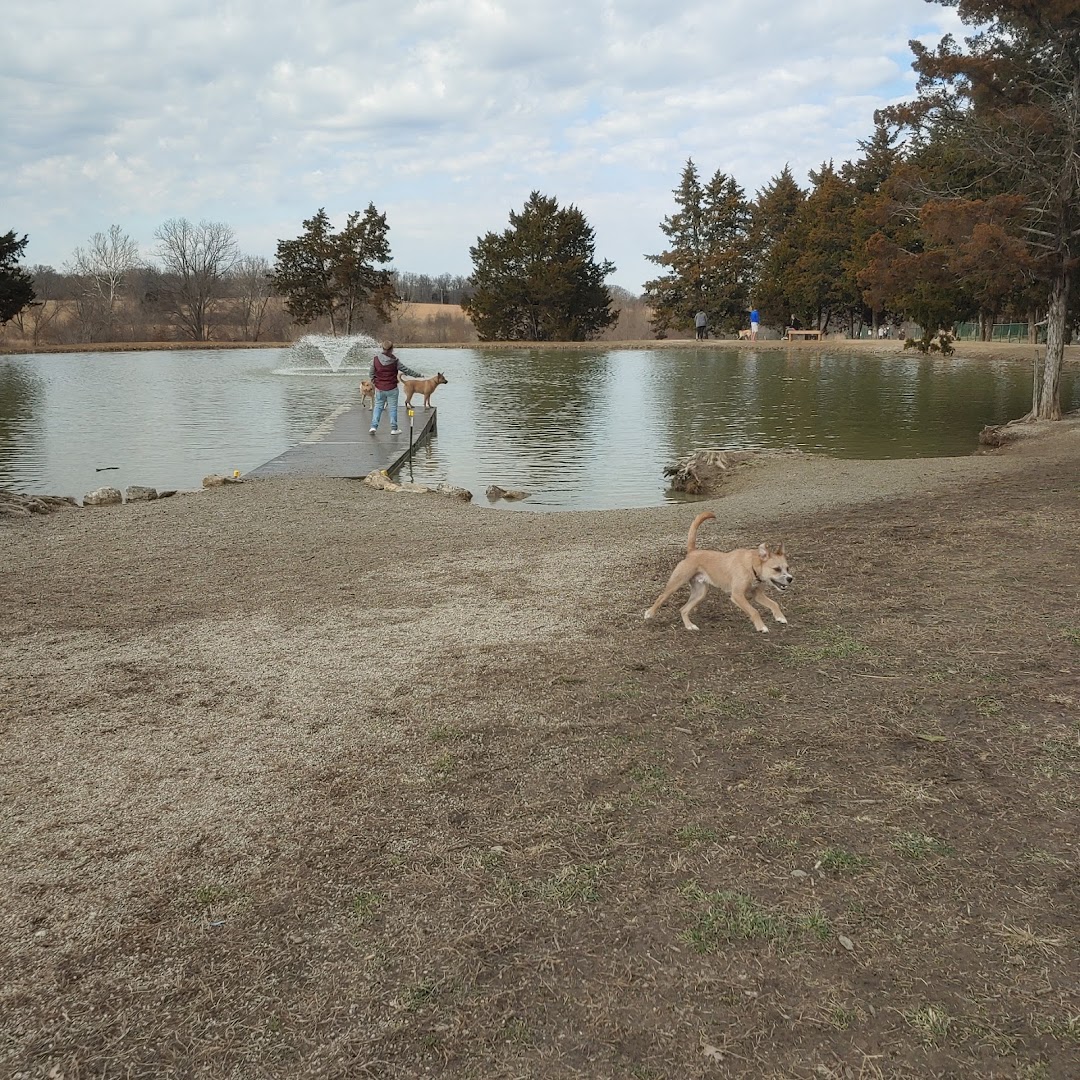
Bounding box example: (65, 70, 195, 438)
(359, 379, 375, 409)
(738, 328, 753, 340)
(402, 372, 448, 408)
(644, 511, 793, 633)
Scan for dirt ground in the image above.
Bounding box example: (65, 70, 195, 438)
(1, 420, 1078, 1079)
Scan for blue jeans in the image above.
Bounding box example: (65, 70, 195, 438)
(371, 388, 399, 430)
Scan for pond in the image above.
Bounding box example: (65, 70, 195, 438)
(1, 345, 1074, 511)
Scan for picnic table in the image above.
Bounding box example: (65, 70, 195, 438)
(786, 328, 823, 341)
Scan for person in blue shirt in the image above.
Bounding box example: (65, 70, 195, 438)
(750, 308, 760, 341)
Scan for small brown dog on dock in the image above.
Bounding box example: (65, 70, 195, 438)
(402, 372, 448, 409)
(359, 380, 375, 409)
(644, 511, 793, 633)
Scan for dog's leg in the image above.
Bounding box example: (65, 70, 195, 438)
(753, 589, 788, 625)
(730, 589, 770, 632)
(644, 560, 696, 622)
(679, 576, 710, 631)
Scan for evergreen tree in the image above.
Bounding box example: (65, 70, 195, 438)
(645, 160, 752, 335)
(463, 192, 617, 341)
(271, 206, 396, 336)
(750, 166, 805, 329)
(786, 163, 861, 333)
(0, 232, 36, 326)
(889, 0, 1080, 417)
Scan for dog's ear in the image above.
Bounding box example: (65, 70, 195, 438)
(777, 542, 786, 556)
(757, 543, 769, 559)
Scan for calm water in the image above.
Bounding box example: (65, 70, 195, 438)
(1, 346, 1074, 510)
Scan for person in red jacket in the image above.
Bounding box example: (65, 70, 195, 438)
(368, 341, 421, 435)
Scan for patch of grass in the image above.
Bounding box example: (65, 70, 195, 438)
(1034, 1015, 1080, 1042)
(428, 723, 464, 743)
(498, 1017, 533, 1047)
(903, 1003, 954, 1043)
(1062, 627, 1080, 646)
(431, 752, 456, 777)
(627, 760, 670, 794)
(785, 628, 867, 664)
(680, 885, 831, 952)
(536, 863, 605, 909)
(756, 834, 800, 856)
(1018, 848, 1069, 868)
(193, 883, 234, 909)
(1016, 1063, 1051, 1080)
(973, 695, 1004, 718)
(891, 831, 955, 860)
(817, 848, 873, 875)
(400, 976, 438, 1012)
(1041, 737, 1079, 764)
(351, 890, 383, 923)
(675, 823, 718, 848)
(823, 999, 859, 1029)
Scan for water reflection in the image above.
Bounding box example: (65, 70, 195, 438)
(0, 347, 1075, 510)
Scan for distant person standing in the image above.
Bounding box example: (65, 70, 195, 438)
(750, 308, 760, 341)
(368, 341, 421, 435)
(694, 310, 708, 341)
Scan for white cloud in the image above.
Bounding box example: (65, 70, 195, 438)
(7, 0, 958, 290)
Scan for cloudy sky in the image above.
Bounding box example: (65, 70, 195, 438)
(7, 0, 962, 292)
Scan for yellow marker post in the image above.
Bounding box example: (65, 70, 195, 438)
(407, 406, 415, 480)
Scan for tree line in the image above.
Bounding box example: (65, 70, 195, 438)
(646, 0, 1079, 419)
(2, 2, 1077, 418)
(0, 215, 474, 347)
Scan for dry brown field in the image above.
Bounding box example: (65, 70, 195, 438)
(2, 414, 1078, 1079)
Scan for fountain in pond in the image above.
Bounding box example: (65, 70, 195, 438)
(283, 333, 382, 373)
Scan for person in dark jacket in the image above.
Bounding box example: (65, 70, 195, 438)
(368, 341, 421, 435)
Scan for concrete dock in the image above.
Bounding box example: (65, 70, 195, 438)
(247, 401, 438, 480)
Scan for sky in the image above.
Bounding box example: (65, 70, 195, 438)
(6, 0, 964, 294)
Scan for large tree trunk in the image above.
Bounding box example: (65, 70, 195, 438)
(1035, 265, 1068, 420)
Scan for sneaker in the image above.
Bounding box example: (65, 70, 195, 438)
(390, 428, 401, 435)
(369, 427, 377, 434)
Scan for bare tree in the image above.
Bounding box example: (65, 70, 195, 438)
(228, 255, 273, 341)
(16, 266, 64, 344)
(66, 225, 140, 341)
(153, 218, 239, 340)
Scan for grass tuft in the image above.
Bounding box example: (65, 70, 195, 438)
(891, 831, 955, 860)
(681, 885, 830, 952)
(903, 1003, 954, 1043)
(817, 848, 873, 875)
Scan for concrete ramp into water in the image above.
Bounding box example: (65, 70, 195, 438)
(247, 402, 437, 480)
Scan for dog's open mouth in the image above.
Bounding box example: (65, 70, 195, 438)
(771, 580, 790, 592)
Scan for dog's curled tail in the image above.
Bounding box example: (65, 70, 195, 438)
(686, 511, 716, 552)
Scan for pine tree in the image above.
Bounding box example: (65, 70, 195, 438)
(750, 166, 805, 329)
(890, 0, 1080, 417)
(463, 192, 617, 341)
(271, 207, 396, 335)
(645, 160, 752, 335)
(0, 232, 36, 326)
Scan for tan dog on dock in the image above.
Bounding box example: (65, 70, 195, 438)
(644, 511, 793, 633)
(359, 379, 375, 409)
(402, 372, 448, 409)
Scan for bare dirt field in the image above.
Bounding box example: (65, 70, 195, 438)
(2, 420, 1078, 1079)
